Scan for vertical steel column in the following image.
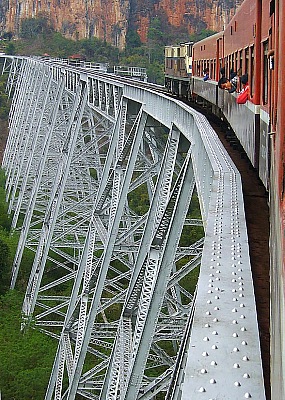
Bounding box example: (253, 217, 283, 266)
(10, 68, 54, 229)
(3, 60, 33, 189)
(8, 65, 51, 215)
(22, 79, 88, 319)
(10, 76, 66, 288)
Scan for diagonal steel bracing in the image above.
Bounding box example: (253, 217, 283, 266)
(1, 57, 265, 400)
(43, 108, 199, 400)
(102, 130, 196, 400)
(4, 60, 199, 399)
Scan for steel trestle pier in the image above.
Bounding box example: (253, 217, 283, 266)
(1, 56, 265, 400)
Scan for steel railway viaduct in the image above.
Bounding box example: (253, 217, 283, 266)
(1, 56, 266, 400)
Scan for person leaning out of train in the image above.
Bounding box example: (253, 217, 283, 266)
(230, 68, 242, 92)
(218, 77, 237, 93)
(236, 74, 249, 104)
(203, 68, 210, 81)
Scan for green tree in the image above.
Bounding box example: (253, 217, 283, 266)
(147, 61, 164, 84)
(147, 17, 165, 63)
(189, 29, 217, 43)
(119, 53, 147, 68)
(125, 29, 142, 54)
(5, 42, 15, 55)
(0, 238, 9, 289)
(0, 291, 57, 399)
(2, 31, 13, 41)
(20, 17, 53, 39)
(0, 76, 10, 117)
(80, 38, 120, 64)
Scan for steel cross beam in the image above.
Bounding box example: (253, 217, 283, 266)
(1, 57, 265, 400)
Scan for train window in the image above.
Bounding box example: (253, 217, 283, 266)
(263, 42, 269, 104)
(235, 21, 237, 32)
(239, 50, 243, 71)
(231, 53, 235, 72)
(235, 51, 238, 72)
(245, 47, 249, 74)
(197, 63, 201, 76)
(250, 46, 254, 95)
(231, 26, 233, 35)
(270, 0, 275, 16)
(204, 61, 207, 74)
(186, 44, 193, 57)
(225, 56, 229, 77)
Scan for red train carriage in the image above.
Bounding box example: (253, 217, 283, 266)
(191, 0, 272, 188)
(164, 1, 285, 398)
(222, 0, 272, 186)
(191, 32, 224, 110)
(222, 0, 262, 178)
(192, 31, 223, 81)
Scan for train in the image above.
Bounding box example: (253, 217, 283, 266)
(165, 0, 284, 399)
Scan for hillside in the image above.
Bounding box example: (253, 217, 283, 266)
(1, 0, 243, 49)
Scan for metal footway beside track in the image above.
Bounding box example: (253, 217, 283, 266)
(1, 56, 265, 400)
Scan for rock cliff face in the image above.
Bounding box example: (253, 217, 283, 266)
(130, 0, 240, 43)
(2, 0, 242, 49)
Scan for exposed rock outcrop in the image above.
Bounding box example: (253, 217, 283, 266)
(1, 0, 242, 49)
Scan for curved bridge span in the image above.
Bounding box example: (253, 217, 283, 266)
(1, 57, 265, 400)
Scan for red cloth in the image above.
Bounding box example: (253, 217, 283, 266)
(236, 84, 249, 104)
